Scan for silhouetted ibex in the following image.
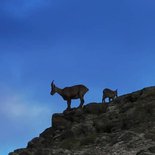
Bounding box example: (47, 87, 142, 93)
(50, 81, 89, 110)
(102, 88, 118, 103)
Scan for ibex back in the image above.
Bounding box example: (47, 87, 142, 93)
(50, 81, 89, 110)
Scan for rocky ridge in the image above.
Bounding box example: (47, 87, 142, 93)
(9, 86, 155, 155)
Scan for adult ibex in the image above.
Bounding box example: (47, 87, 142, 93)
(102, 88, 118, 103)
(50, 81, 89, 110)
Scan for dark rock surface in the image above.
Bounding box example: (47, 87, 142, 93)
(9, 86, 155, 155)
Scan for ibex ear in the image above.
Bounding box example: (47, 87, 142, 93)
(115, 89, 118, 96)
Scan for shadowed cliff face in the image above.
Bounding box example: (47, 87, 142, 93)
(9, 87, 155, 155)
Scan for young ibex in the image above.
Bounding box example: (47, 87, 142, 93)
(50, 81, 89, 110)
(102, 88, 118, 103)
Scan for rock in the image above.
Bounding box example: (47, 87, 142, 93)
(83, 102, 108, 114)
(52, 113, 72, 130)
(148, 146, 155, 153)
(10, 86, 155, 155)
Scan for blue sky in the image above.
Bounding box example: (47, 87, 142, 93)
(1, 0, 155, 154)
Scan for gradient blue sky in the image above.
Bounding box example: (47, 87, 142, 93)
(1, 0, 155, 154)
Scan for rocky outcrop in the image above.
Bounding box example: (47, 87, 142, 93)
(9, 86, 155, 155)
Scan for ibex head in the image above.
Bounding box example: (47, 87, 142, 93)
(50, 80, 56, 95)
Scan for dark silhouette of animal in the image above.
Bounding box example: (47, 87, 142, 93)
(50, 81, 89, 110)
(102, 88, 118, 103)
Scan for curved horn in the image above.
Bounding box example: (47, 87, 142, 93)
(51, 80, 54, 86)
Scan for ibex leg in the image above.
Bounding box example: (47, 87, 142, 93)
(102, 96, 106, 103)
(109, 98, 111, 102)
(102, 97, 104, 103)
(67, 100, 71, 110)
(79, 97, 84, 108)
